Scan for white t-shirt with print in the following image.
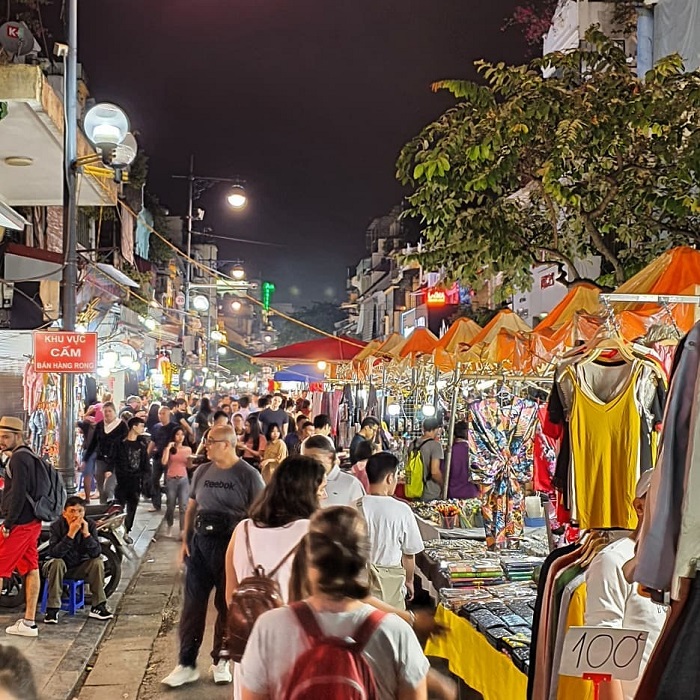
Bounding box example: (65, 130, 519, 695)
(360, 495, 424, 567)
(240, 604, 430, 700)
(322, 464, 365, 507)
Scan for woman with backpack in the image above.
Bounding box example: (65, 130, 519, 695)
(239, 506, 429, 700)
(225, 455, 327, 700)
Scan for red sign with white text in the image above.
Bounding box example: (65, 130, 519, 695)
(33, 332, 98, 373)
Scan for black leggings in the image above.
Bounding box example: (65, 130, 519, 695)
(115, 480, 140, 533)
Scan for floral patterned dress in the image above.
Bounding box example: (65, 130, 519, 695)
(467, 396, 538, 547)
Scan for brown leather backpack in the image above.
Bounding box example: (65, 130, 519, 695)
(227, 521, 300, 662)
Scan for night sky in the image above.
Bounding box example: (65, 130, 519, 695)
(76, 1, 530, 304)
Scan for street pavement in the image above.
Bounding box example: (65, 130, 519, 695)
(76, 528, 230, 700)
(0, 502, 163, 700)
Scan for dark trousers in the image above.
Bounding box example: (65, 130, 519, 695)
(179, 533, 230, 668)
(151, 458, 165, 510)
(115, 479, 140, 534)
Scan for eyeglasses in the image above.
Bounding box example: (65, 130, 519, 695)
(205, 438, 229, 446)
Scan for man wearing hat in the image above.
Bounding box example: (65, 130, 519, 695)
(0, 416, 42, 637)
(584, 470, 669, 700)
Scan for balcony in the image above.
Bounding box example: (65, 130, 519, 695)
(0, 65, 117, 207)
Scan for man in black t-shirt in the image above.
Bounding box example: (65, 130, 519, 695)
(349, 416, 379, 464)
(147, 407, 174, 511)
(257, 393, 289, 438)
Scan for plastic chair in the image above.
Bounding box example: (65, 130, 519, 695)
(40, 578, 85, 615)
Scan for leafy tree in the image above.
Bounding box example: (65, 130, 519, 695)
(396, 29, 700, 289)
(274, 302, 349, 347)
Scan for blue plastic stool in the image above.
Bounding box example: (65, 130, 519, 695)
(40, 578, 85, 615)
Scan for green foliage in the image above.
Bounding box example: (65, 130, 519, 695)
(220, 355, 256, 376)
(396, 29, 700, 288)
(275, 302, 349, 347)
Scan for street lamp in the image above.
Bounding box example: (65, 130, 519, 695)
(58, 0, 136, 495)
(231, 265, 246, 281)
(227, 185, 248, 209)
(192, 294, 210, 312)
(231, 300, 242, 312)
(173, 157, 248, 322)
(211, 330, 225, 343)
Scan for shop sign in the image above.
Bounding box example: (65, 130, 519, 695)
(559, 626, 649, 682)
(33, 332, 98, 373)
(541, 273, 555, 289)
(426, 288, 447, 306)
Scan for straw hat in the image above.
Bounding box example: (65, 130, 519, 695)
(0, 417, 24, 433)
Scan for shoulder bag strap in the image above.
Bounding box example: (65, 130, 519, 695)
(290, 601, 324, 643)
(352, 610, 386, 651)
(268, 541, 301, 578)
(244, 520, 257, 571)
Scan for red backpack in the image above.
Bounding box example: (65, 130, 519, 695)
(281, 602, 386, 700)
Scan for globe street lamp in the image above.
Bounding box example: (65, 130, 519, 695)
(173, 157, 248, 324)
(227, 185, 248, 209)
(59, 0, 137, 494)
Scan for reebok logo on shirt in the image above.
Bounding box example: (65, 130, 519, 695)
(203, 480, 238, 490)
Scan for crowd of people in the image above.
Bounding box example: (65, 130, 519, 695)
(0, 387, 460, 699)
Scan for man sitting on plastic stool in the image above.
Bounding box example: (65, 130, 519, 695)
(44, 496, 113, 624)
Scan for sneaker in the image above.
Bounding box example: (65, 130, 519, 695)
(44, 608, 60, 624)
(89, 603, 113, 621)
(210, 659, 232, 684)
(161, 665, 200, 688)
(124, 533, 134, 545)
(5, 619, 38, 637)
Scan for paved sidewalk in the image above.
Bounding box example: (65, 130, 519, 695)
(0, 502, 163, 700)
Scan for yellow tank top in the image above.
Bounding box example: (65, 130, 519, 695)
(568, 363, 641, 530)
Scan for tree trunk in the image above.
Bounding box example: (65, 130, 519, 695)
(582, 215, 626, 284)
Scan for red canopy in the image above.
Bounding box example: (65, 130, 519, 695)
(253, 336, 366, 364)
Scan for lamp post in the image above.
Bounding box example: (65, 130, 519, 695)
(58, 1, 136, 493)
(173, 156, 247, 324)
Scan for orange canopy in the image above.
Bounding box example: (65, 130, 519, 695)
(377, 333, 408, 359)
(534, 283, 601, 335)
(398, 327, 439, 364)
(437, 317, 483, 352)
(469, 310, 531, 346)
(614, 246, 700, 334)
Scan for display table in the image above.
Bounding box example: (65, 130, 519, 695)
(414, 514, 486, 541)
(425, 606, 527, 700)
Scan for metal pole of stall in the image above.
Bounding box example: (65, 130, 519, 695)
(441, 363, 461, 499)
(58, 0, 78, 495)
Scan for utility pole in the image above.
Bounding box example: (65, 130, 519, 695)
(184, 154, 195, 336)
(58, 0, 78, 494)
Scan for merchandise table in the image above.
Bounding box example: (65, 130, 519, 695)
(425, 605, 527, 700)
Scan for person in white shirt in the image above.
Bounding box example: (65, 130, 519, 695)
(301, 434, 365, 507)
(359, 452, 424, 610)
(584, 470, 668, 700)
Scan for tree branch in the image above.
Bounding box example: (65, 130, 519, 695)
(581, 213, 626, 284)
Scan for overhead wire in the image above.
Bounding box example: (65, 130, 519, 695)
(83, 171, 366, 349)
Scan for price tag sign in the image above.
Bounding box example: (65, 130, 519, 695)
(559, 627, 649, 682)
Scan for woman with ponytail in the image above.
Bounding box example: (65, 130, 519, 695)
(239, 506, 429, 700)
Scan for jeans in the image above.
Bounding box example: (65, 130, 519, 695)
(151, 458, 165, 510)
(44, 557, 106, 608)
(165, 477, 189, 529)
(179, 533, 230, 667)
(95, 459, 116, 504)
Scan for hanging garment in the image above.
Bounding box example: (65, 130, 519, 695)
(568, 363, 642, 529)
(468, 396, 538, 546)
(534, 405, 558, 493)
(633, 325, 700, 595)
